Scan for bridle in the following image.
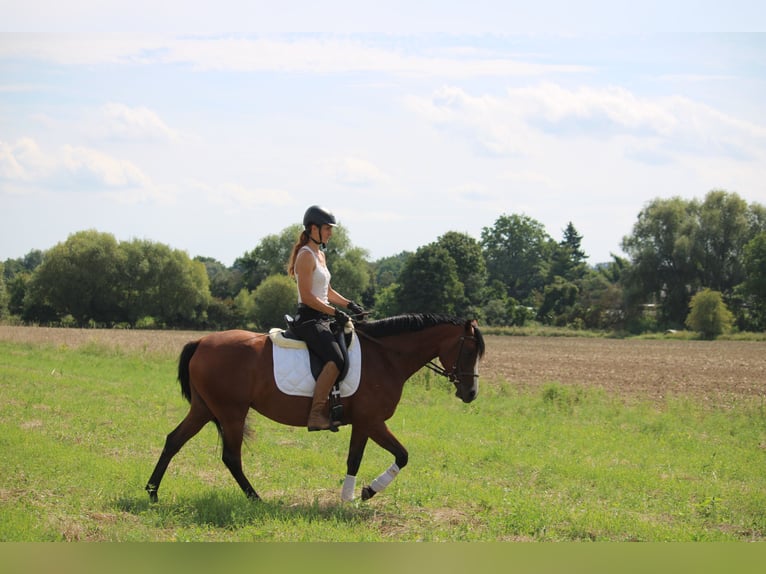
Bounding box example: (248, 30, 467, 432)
(425, 333, 480, 387)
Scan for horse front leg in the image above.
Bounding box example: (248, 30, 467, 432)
(360, 422, 408, 501)
(341, 426, 369, 501)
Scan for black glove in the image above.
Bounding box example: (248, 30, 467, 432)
(347, 301, 366, 318)
(335, 308, 350, 326)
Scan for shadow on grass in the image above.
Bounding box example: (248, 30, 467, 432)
(114, 490, 377, 530)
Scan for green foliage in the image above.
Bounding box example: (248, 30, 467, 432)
(26, 230, 124, 326)
(372, 251, 412, 289)
(5, 188, 765, 334)
(436, 231, 487, 317)
(196, 256, 243, 299)
(252, 274, 298, 330)
(550, 221, 588, 282)
(395, 244, 464, 315)
(121, 239, 211, 327)
(622, 196, 701, 327)
(0, 262, 7, 319)
(481, 213, 553, 303)
(372, 282, 400, 318)
(20, 231, 210, 328)
(739, 231, 766, 330)
(622, 190, 765, 330)
(537, 277, 579, 326)
(685, 289, 734, 339)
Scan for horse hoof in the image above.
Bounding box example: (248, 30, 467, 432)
(361, 486, 376, 501)
(147, 491, 158, 503)
(308, 423, 340, 432)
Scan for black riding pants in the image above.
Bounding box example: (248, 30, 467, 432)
(292, 306, 345, 371)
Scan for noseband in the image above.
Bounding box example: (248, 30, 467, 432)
(425, 334, 480, 387)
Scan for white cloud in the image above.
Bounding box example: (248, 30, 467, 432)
(403, 87, 531, 157)
(60, 145, 150, 188)
(323, 156, 389, 187)
(0, 34, 587, 78)
(406, 83, 766, 163)
(93, 103, 179, 142)
(0, 137, 153, 194)
(0, 138, 55, 182)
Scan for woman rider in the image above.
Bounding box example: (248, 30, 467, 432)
(287, 206, 365, 431)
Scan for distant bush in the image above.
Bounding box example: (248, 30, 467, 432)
(685, 289, 734, 339)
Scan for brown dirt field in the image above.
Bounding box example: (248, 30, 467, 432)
(2, 326, 764, 405)
(482, 336, 766, 405)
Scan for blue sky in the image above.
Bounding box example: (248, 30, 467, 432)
(1, 3, 765, 266)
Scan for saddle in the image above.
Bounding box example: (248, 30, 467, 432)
(278, 315, 354, 422)
(280, 315, 353, 382)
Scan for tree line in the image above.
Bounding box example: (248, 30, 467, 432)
(1, 190, 764, 336)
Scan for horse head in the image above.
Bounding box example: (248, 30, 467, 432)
(437, 319, 484, 403)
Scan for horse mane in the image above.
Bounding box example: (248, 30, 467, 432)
(356, 313, 485, 358)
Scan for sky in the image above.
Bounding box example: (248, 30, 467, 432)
(1, 3, 765, 267)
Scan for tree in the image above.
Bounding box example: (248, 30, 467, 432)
(575, 272, 625, 330)
(436, 231, 487, 317)
(481, 213, 553, 303)
(0, 262, 8, 319)
(26, 230, 124, 326)
(372, 252, 412, 289)
(696, 190, 750, 294)
(685, 289, 734, 339)
(2, 249, 43, 281)
(252, 274, 297, 330)
(152, 249, 210, 327)
(738, 231, 766, 330)
(120, 239, 211, 327)
(622, 191, 766, 331)
(621, 197, 701, 328)
(550, 222, 588, 282)
(395, 244, 464, 315)
(196, 256, 243, 299)
(537, 277, 579, 326)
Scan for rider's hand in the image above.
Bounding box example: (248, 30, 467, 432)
(335, 308, 350, 326)
(347, 301, 366, 318)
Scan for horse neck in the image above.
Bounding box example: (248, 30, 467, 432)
(377, 323, 457, 381)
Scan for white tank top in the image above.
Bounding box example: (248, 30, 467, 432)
(296, 245, 331, 305)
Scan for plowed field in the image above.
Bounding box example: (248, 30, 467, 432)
(482, 336, 765, 405)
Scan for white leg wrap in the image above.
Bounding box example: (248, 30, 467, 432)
(370, 463, 400, 494)
(341, 474, 356, 502)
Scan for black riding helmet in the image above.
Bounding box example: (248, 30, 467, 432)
(303, 205, 337, 229)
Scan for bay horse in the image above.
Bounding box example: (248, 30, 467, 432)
(145, 313, 484, 503)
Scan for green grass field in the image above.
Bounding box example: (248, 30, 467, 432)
(1, 334, 765, 542)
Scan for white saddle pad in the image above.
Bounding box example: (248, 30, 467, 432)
(269, 329, 362, 397)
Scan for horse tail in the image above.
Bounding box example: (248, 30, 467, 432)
(177, 340, 201, 404)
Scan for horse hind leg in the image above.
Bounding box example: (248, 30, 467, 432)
(145, 401, 212, 502)
(219, 415, 260, 500)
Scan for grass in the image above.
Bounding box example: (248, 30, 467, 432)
(1, 336, 765, 541)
